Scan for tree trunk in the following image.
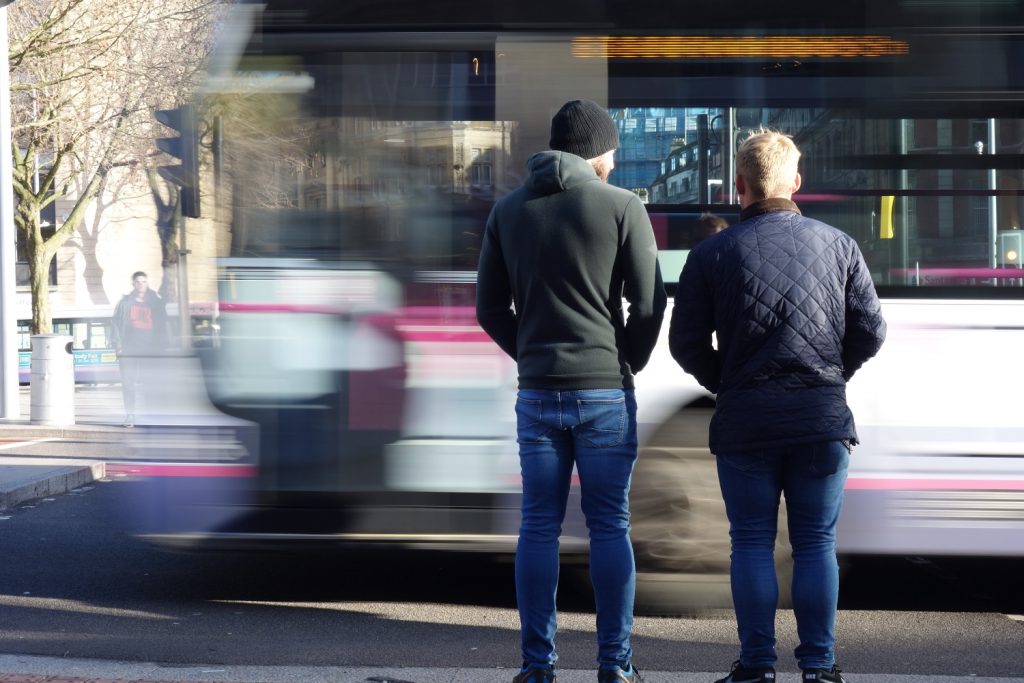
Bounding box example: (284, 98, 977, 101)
(147, 168, 180, 268)
(29, 248, 54, 335)
(15, 195, 52, 335)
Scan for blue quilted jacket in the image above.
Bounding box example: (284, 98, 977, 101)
(668, 199, 886, 453)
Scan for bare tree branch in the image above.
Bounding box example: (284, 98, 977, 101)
(9, 0, 223, 333)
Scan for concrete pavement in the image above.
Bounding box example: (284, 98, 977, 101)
(0, 369, 251, 509)
(0, 656, 1021, 683)
(0, 386, 125, 510)
(0, 455, 105, 510)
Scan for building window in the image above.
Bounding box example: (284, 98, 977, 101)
(425, 148, 447, 187)
(469, 148, 493, 188)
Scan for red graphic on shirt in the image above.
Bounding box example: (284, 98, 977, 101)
(129, 302, 154, 330)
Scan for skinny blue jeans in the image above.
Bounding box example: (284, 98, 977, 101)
(515, 388, 638, 671)
(715, 440, 850, 671)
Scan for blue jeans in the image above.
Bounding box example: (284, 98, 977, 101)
(515, 388, 639, 670)
(715, 440, 850, 671)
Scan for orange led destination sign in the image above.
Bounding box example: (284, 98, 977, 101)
(572, 35, 909, 59)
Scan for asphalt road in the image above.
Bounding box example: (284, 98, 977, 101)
(1, 476, 1023, 677)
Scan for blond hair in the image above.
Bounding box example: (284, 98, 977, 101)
(735, 128, 801, 200)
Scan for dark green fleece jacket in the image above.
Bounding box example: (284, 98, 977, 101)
(476, 151, 667, 389)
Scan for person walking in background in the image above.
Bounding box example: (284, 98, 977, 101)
(476, 99, 667, 683)
(693, 212, 729, 242)
(668, 129, 886, 683)
(111, 271, 168, 426)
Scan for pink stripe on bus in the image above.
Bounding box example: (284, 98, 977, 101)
(220, 303, 480, 318)
(846, 477, 1024, 491)
(107, 463, 257, 478)
(217, 303, 491, 342)
(219, 302, 343, 315)
(397, 330, 494, 342)
(398, 306, 477, 317)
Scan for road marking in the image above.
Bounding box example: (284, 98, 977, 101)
(1006, 614, 1024, 622)
(0, 437, 59, 450)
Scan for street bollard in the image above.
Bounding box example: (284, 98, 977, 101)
(30, 334, 75, 425)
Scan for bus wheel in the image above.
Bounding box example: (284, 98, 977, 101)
(631, 444, 732, 614)
(630, 410, 792, 615)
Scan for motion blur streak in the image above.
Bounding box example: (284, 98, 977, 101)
(116, 0, 1024, 613)
(846, 478, 1024, 491)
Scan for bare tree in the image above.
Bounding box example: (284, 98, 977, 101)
(216, 88, 318, 207)
(8, 0, 221, 333)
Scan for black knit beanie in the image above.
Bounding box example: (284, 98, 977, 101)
(549, 99, 619, 160)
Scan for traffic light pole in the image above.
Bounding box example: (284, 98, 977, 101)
(177, 213, 191, 349)
(176, 210, 190, 350)
(154, 104, 199, 349)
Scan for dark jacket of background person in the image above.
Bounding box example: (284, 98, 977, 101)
(476, 150, 667, 389)
(669, 198, 886, 453)
(111, 289, 168, 355)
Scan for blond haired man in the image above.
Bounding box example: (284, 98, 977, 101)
(668, 129, 886, 683)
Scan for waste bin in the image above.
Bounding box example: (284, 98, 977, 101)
(30, 334, 75, 425)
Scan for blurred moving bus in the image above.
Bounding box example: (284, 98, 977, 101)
(138, 0, 1024, 611)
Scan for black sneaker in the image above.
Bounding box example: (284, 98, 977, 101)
(513, 667, 556, 683)
(714, 660, 776, 683)
(802, 667, 846, 683)
(598, 664, 642, 683)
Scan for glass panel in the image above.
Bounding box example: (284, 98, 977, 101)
(17, 322, 30, 352)
(217, 32, 1024, 292)
(221, 52, 513, 276)
(226, 117, 514, 271)
(613, 107, 1024, 289)
(89, 321, 110, 350)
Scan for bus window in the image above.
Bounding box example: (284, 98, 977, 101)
(68, 320, 89, 349)
(611, 107, 1024, 292)
(88, 321, 110, 350)
(17, 322, 30, 352)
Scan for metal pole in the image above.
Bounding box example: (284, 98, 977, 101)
(987, 118, 998, 269)
(723, 108, 736, 205)
(177, 213, 191, 349)
(0, 5, 21, 418)
(898, 119, 911, 285)
(697, 113, 710, 204)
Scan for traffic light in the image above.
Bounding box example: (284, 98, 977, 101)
(155, 105, 200, 218)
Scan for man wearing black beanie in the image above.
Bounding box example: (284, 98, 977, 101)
(477, 99, 666, 683)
